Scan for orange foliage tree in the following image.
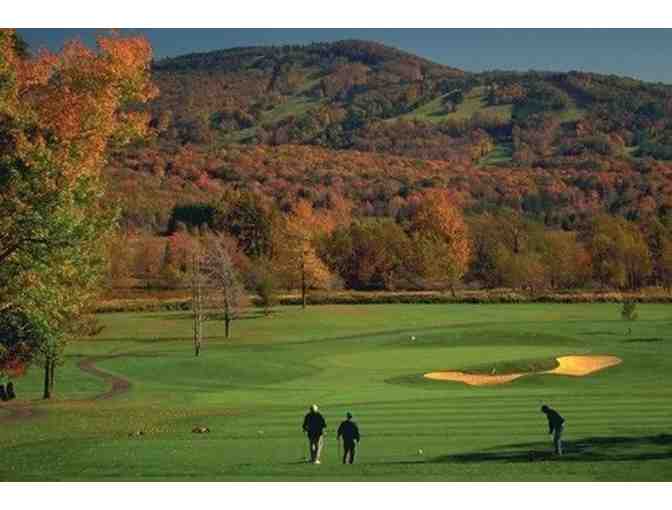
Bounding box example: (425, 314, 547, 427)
(272, 200, 336, 308)
(0, 29, 156, 394)
(408, 190, 471, 294)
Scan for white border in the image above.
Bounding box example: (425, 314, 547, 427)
(3, 1, 672, 28)
(4, 1, 672, 507)
(3, 482, 672, 509)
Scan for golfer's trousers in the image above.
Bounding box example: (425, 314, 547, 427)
(343, 441, 356, 464)
(553, 425, 564, 455)
(308, 435, 323, 462)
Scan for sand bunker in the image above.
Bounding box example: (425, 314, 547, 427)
(548, 355, 622, 376)
(423, 371, 526, 385)
(424, 355, 622, 386)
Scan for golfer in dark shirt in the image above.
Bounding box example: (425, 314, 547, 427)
(302, 404, 327, 464)
(541, 404, 565, 455)
(337, 412, 360, 464)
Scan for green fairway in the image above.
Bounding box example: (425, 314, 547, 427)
(2, 303, 672, 481)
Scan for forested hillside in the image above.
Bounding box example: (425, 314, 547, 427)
(102, 39, 672, 294)
(113, 40, 672, 228)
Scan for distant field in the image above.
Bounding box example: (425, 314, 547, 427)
(2, 303, 672, 481)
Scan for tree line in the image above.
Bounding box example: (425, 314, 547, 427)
(107, 187, 672, 300)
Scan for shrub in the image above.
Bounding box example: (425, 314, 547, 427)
(621, 300, 638, 321)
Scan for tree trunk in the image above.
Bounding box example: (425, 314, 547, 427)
(50, 360, 56, 396)
(43, 359, 51, 400)
(225, 316, 230, 339)
(192, 251, 202, 357)
(301, 266, 307, 310)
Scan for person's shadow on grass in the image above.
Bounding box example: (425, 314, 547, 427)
(386, 434, 672, 465)
(427, 434, 672, 464)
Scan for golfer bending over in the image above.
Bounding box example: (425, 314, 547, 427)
(303, 404, 327, 464)
(541, 404, 565, 455)
(337, 412, 360, 464)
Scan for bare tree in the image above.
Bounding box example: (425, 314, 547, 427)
(201, 235, 245, 339)
(190, 245, 207, 356)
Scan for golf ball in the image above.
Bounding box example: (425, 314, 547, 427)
(411, 336, 416, 341)
(418, 449, 423, 455)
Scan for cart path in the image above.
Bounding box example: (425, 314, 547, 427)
(0, 354, 133, 423)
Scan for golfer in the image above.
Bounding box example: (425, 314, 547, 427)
(302, 404, 327, 464)
(541, 404, 565, 455)
(337, 411, 360, 464)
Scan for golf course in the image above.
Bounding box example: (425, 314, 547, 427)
(1, 303, 672, 481)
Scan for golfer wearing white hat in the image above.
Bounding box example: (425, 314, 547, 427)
(302, 404, 327, 464)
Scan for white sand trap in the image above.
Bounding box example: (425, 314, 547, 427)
(423, 355, 622, 386)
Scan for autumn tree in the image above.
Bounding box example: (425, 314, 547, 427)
(201, 234, 246, 339)
(0, 310, 41, 383)
(319, 219, 413, 290)
(640, 218, 672, 287)
(589, 215, 652, 290)
(659, 239, 672, 292)
(540, 231, 592, 289)
(213, 190, 281, 258)
(273, 200, 335, 308)
(408, 190, 470, 294)
(250, 261, 279, 316)
(494, 247, 549, 294)
(105, 231, 134, 288)
(0, 29, 156, 396)
(189, 241, 206, 356)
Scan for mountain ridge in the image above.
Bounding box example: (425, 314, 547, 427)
(107, 39, 672, 233)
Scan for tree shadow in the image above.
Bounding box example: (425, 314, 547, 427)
(424, 434, 672, 464)
(623, 337, 664, 343)
(149, 309, 280, 322)
(581, 331, 622, 336)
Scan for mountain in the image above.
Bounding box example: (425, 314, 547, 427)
(146, 40, 672, 162)
(107, 40, 672, 232)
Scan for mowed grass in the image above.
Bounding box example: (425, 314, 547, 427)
(2, 303, 672, 481)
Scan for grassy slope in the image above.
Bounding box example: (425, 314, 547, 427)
(2, 304, 672, 481)
(478, 143, 514, 166)
(220, 95, 325, 143)
(401, 86, 513, 123)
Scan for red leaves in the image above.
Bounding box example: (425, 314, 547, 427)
(0, 342, 32, 379)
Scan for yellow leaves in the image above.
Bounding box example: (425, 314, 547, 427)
(270, 201, 336, 291)
(4, 31, 155, 188)
(1, 30, 156, 336)
(302, 243, 333, 290)
(410, 189, 471, 282)
(15, 49, 57, 89)
(286, 199, 339, 240)
(97, 34, 158, 103)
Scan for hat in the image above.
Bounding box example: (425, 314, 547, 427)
(311, 404, 318, 412)
(346, 411, 352, 419)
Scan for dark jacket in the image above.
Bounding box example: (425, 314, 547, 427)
(337, 419, 360, 444)
(303, 411, 327, 437)
(544, 408, 565, 433)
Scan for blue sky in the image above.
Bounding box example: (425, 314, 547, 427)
(17, 28, 672, 83)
